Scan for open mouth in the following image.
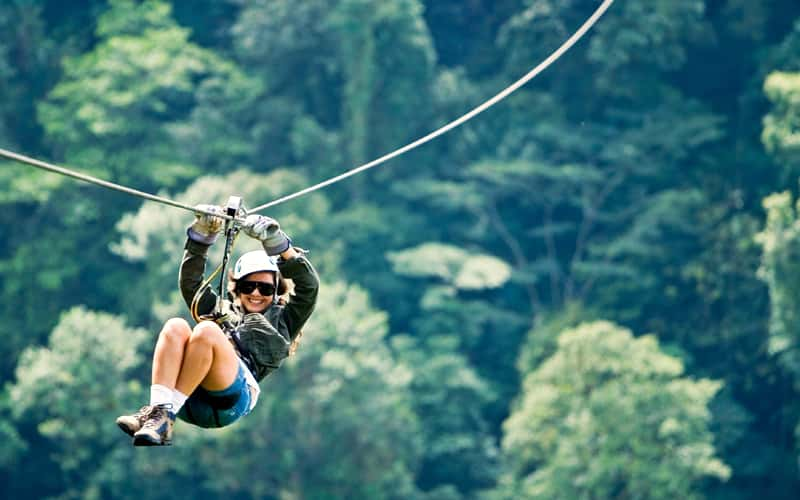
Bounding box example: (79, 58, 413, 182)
(244, 297, 267, 308)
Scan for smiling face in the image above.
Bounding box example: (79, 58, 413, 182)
(237, 271, 276, 313)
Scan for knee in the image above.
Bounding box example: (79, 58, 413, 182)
(190, 321, 226, 347)
(160, 317, 191, 343)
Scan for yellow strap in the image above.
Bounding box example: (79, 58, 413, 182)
(190, 262, 224, 323)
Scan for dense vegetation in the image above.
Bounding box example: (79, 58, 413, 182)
(1, 0, 800, 498)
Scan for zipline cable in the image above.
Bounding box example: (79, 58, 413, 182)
(249, 0, 615, 213)
(0, 0, 614, 217)
(0, 148, 236, 220)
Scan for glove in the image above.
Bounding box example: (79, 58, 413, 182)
(242, 214, 291, 255)
(187, 204, 226, 245)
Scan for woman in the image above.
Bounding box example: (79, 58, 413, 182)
(116, 205, 319, 446)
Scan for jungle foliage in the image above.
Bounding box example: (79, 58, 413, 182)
(1, 0, 800, 498)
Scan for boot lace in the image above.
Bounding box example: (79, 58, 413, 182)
(141, 404, 172, 430)
(133, 405, 154, 420)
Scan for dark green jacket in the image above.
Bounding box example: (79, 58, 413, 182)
(179, 238, 320, 381)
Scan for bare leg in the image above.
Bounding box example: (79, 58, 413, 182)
(116, 317, 192, 440)
(174, 321, 240, 395)
(151, 318, 192, 388)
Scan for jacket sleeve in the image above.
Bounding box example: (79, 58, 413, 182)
(277, 251, 320, 340)
(179, 237, 218, 316)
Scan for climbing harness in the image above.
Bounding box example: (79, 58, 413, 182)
(0, 0, 615, 214)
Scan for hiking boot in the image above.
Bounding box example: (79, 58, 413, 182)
(116, 405, 153, 437)
(133, 404, 175, 446)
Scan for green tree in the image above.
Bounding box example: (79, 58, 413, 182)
(758, 30, 800, 473)
(3, 307, 149, 499)
(762, 18, 800, 169)
(0, 2, 63, 201)
(170, 65, 267, 173)
(37, 0, 240, 191)
(393, 334, 500, 496)
(0, 184, 137, 378)
(395, 0, 724, 324)
(421, 0, 520, 70)
(678, 208, 795, 500)
(516, 302, 599, 375)
(756, 193, 800, 388)
(763, 71, 800, 179)
(0, 3, 19, 148)
(387, 242, 528, 420)
(498, 321, 729, 499)
(0, 0, 252, 372)
(230, 0, 436, 191)
(197, 281, 423, 499)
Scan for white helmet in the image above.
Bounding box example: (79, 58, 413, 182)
(233, 250, 278, 279)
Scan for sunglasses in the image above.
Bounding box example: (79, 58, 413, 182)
(237, 281, 276, 296)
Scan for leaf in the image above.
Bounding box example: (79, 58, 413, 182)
(387, 242, 512, 290)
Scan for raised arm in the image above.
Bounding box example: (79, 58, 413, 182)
(277, 247, 319, 339)
(178, 204, 225, 314)
(242, 215, 320, 339)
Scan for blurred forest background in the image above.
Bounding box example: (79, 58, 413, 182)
(1, 0, 800, 498)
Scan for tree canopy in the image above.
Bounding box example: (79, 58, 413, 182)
(2, 0, 800, 498)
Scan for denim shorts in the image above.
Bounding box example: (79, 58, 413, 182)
(177, 363, 252, 428)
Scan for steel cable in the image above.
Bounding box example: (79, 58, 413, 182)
(249, 0, 615, 212)
(1, 0, 615, 218)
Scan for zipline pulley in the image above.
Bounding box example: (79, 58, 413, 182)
(217, 195, 244, 302)
(190, 195, 245, 324)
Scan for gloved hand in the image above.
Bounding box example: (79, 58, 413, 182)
(242, 214, 291, 255)
(187, 204, 226, 245)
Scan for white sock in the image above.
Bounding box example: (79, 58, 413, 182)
(172, 389, 189, 413)
(149, 384, 173, 407)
